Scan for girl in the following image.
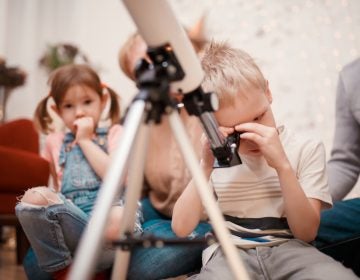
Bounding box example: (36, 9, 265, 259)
(15, 64, 142, 279)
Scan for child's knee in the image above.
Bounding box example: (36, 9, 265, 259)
(19, 186, 63, 207)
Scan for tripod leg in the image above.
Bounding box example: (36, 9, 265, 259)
(111, 123, 150, 280)
(168, 109, 250, 280)
(69, 100, 148, 280)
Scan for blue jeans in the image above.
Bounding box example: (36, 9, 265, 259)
(23, 248, 51, 280)
(17, 194, 114, 279)
(22, 197, 211, 280)
(127, 198, 212, 280)
(315, 197, 360, 248)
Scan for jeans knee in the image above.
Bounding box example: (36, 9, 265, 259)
(19, 186, 63, 207)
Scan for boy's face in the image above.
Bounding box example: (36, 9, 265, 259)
(214, 87, 275, 156)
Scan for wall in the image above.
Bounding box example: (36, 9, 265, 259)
(1, 0, 360, 195)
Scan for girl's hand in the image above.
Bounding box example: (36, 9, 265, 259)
(104, 206, 123, 241)
(235, 123, 290, 170)
(200, 126, 234, 169)
(73, 117, 94, 143)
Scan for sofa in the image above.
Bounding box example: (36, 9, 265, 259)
(0, 118, 50, 264)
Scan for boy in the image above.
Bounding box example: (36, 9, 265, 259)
(172, 42, 358, 279)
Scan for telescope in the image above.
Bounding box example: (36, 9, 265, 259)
(69, 1, 249, 279)
(124, 0, 241, 168)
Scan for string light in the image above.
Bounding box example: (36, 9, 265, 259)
(334, 31, 342, 40)
(171, 0, 359, 152)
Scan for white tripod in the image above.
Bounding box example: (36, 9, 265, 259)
(69, 85, 249, 280)
(69, 0, 250, 279)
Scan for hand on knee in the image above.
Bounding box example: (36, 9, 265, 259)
(105, 206, 124, 241)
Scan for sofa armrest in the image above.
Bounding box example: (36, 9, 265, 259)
(0, 145, 49, 192)
(0, 119, 39, 153)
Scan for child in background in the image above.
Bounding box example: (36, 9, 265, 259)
(172, 42, 358, 279)
(117, 28, 212, 280)
(15, 64, 142, 279)
(117, 29, 216, 280)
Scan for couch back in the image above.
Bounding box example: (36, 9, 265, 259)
(0, 118, 39, 153)
(0, 118, 49, 214)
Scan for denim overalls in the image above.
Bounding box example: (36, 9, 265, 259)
(59, 127, 108, 215)
(16, 127, 142, 274)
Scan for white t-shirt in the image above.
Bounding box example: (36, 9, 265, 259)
(203, 125, 332, 264)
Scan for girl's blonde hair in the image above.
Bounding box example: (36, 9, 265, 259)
(34, 64, 120, 134)
(200, 41, 267, 107)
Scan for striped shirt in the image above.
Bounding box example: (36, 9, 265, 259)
(203, 125, 332, 264)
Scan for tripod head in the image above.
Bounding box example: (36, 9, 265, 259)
(123, 0, 241, 168)
(132, 44, 182, 124)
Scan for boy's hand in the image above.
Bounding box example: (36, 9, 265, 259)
(235, 123, 290, 170)
(73, 117, 95, 143)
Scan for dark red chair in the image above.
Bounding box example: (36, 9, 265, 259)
(0, 118, 50, 264)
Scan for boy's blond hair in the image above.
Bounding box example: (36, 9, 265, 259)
(200, 41, 267, 106)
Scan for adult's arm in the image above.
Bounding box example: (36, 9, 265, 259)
(327, 59, 360, 201)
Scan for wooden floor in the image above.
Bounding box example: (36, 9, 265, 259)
(0, 227, 27, 280)
(0, 228, 187, 280)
